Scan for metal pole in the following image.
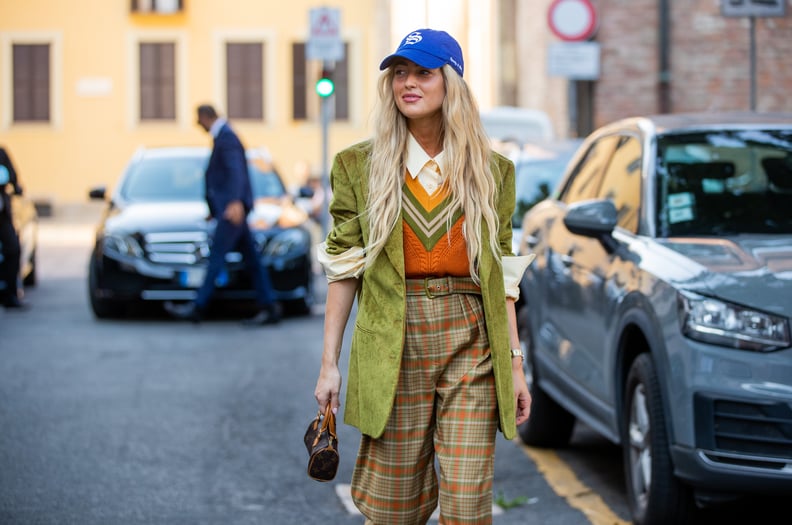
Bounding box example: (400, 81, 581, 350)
(319, 87, 331, 236)
(749, 16, 756, 111)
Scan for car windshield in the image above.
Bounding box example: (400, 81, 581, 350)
(119, 154, 285, 202)
(656, 129, 792, 236)
(513, 157, 571, 226)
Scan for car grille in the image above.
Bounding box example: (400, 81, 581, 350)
(143, 232, 209, 265)
(695, 394, 792, 470)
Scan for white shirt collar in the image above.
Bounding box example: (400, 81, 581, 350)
(209, 117, 227, 138)
(406, 133, 445, 179)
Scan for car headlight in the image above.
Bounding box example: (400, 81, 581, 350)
(261, 228, 309, 257)
(102, 233, 143, 258)
(678, 291, 790, 352)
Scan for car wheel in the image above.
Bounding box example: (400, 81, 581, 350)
(621, 353, 694, 525)
(88, 258, 123, 319)
(23, 248, 36, 287)
(517, 307, 576, 447)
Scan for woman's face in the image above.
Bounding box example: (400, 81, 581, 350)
(391, 60, 445, 123)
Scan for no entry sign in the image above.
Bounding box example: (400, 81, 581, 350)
(547, 0, 598, 42)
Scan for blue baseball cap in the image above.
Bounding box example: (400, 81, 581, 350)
(379, 28, 464, 77)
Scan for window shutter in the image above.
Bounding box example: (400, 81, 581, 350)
(292, 43, 307, 120)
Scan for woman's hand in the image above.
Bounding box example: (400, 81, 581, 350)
(513, 366, 532, 426)
(315, 363, 342, 415)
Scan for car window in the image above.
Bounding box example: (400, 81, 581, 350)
(597, 135, 642, 233)
(559, 135, 620, 205)
(119, 153, 287, 202)
(513, 155, 573, 226)
(656, 130, 792, 236)
(121, 157, 205, 201)
(249, 165, 286, 198)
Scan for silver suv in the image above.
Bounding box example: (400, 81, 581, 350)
(516, 112, 792, 525)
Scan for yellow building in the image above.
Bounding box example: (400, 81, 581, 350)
(0, 0, 515, 211)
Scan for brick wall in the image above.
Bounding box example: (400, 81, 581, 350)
(591, 0, 792, 128)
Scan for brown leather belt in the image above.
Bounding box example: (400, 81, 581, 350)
(405, 276, 481, 298)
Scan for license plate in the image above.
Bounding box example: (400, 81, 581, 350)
(178, 268, 206, 288)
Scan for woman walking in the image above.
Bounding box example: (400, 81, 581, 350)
(314, 28, 534, 524)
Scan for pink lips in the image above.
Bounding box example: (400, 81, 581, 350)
(402, 94, 421, 103)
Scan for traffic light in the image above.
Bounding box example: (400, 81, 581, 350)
(315, 68, 335, 98)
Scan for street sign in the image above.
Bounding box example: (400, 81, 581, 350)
(547, 42, 601, 80)
(721, 0, 786, 17)
(547, 0, 598, 42)
(306, 7, 344, 61)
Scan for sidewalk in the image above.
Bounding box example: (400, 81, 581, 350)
(36, 202, 103, 245)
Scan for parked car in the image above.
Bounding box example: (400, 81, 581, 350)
(0, 169, 38, 293)
(511, 139, 584, 256)
(87, 146, 314, 319)
(515, 112, 792, 525)
(481, 106, 554, 147)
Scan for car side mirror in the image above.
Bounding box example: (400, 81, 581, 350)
(88, 186, 107, 200)
(563, 198, 618, 242)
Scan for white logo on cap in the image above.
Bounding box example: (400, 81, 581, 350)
(404, 32, 422, 45)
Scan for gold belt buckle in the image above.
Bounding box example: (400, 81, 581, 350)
(423, 277, 449, 298)
(424, 277, 436, 299)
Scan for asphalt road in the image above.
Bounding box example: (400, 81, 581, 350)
(0, 207, 604, 525)
(1, 206, 786, 525)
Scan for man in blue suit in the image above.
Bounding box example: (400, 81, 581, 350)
(172, 104, 280, 324)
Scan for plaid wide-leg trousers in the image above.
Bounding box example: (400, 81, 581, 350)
(351, 281, 498, 524)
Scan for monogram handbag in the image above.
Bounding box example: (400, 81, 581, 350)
(304, 404, 339, 481)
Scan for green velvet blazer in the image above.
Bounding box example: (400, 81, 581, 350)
(325, 140, 519, 440)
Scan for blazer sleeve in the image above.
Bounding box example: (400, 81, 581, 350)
(324, 144, 368, 256)
(493, 152, 516, 256)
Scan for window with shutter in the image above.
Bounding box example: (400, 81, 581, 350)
(139, 42, 176, 120)
(12, 44, 50, 122)
(226, 42, 264, 120)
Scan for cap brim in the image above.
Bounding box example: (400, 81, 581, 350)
(379, 49, 447, 71)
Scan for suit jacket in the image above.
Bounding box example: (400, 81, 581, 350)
(204, 123, 253, 218)
(326, 140, 520, 440)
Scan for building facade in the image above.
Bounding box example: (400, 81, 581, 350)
(0, 0, 503, 208)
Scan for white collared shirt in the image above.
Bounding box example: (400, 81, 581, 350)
(209, 117, 227, 139)
(406, 133, 445, 195)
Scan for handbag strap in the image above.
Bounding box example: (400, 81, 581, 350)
(320, 404, 337, 437)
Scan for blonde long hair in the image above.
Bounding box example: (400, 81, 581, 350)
(364, 65, 500, 283)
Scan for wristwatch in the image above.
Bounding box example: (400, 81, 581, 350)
(511, 347, 525, 361)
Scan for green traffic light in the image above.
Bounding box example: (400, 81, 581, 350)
(315, 77, 335, 97)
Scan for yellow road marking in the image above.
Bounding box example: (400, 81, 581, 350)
(519, 441, 631, 525)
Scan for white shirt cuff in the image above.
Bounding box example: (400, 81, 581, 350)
(317, 242, 366, 282)
(503, 254, 536, 300)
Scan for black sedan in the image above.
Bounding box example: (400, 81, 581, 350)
(87, 146, 314, 319)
